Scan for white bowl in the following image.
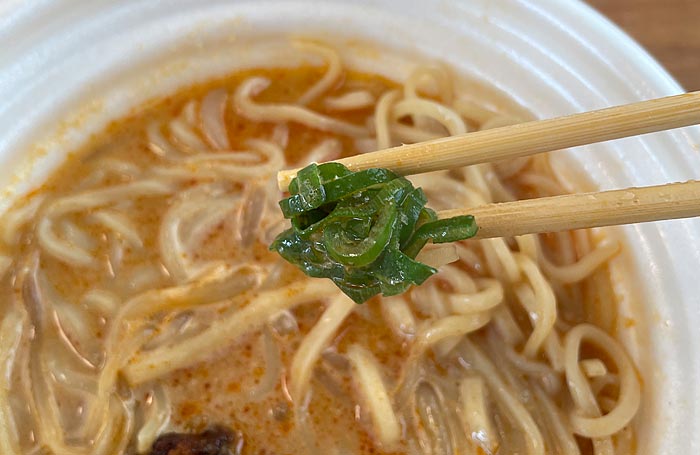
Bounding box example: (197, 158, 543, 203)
(1, 1, 698, 453)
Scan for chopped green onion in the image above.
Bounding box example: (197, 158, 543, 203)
(280, 168, 396, 218)
(295, 163, 326, 210)
(324, 203, 397, 267)
(270, 162, 479, 303)
(403, 215, 477, 258)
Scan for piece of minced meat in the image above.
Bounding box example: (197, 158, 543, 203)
(148, 426, 241, 455)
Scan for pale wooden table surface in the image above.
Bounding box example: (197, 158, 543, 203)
(587, 0, 700, 91)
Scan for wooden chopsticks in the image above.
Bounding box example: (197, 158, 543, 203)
(278, 91, 700, 191)
(276, 91, 700, 237)
(439, 181, 700, 239)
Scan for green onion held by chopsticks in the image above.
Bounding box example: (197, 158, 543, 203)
(270, 162, 478, 303)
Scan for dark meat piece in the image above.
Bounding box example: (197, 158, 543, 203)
(149, 426, 241, 455)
